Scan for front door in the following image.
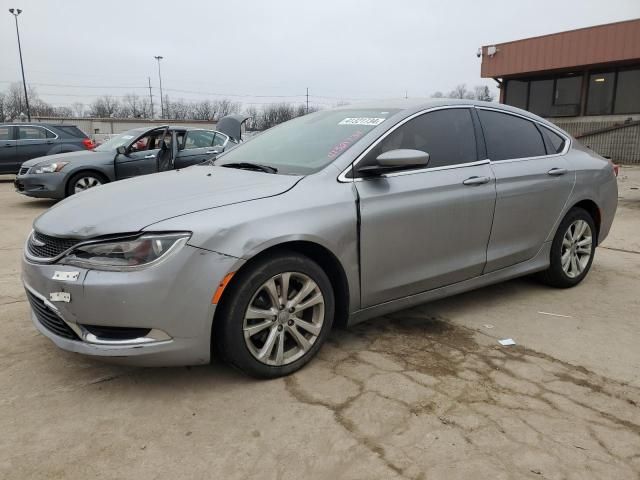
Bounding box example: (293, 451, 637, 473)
(355, 108, 497, 307)
(477, 108, 576, 272)
(114, 128, 166, 179)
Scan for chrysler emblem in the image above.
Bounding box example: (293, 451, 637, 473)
(31, 237, 46, 247)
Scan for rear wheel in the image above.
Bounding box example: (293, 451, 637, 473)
(66, 171, 107, 197)
(538, 207, 596, 288)
(214, 253, 334, 378)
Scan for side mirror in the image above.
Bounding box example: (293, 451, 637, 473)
(357, 149, 430, 176)
(116, 146, 127, 156)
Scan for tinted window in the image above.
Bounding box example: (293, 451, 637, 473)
(529, 79, 553, 117)
(57, 126, 87, 138)
(586, 72, 615, 115)
(478, 110, 546, 160)
(505, 80, 528, 109)
(362, 109, 477, 170)
(184, 130, 215, 149)
(540, 127, 566, 154)
(555, 76, 582, 105)
(0, 127, 11, 141)
(614, 69, 640, 114)
(18, 126, 48, 140)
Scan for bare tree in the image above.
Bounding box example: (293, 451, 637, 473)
(473, 85, 495, 102)
(448, 84, 475, 100)
(52, 106, 73, 117)
(244, 106, 259, 130)
(89, 95, 120, 117)
(121, 93, 148, 118)
(0, 92, 5, 121)
(72, 102, 85, 117)
(430, 91, 444, 98)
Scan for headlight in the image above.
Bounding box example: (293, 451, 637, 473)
(32, 162, 69, 174)
(59, 232, 191, 271)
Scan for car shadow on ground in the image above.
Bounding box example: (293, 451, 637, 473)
(59, 275, 542, 390)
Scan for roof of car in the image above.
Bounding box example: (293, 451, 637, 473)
(0, 122, 79, 127)
(335, 98, 557, 130)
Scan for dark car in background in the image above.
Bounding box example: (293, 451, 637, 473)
(0, 123, 94, 174)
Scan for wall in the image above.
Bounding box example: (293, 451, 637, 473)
(30, 117, 217, 142)
(551, 114, 640, 164)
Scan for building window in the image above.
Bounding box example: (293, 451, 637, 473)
(505, 80, 528, 110)
(529, 79, 554, 116)
(614, 68, 640, 114)
(586, 72, 615, 115)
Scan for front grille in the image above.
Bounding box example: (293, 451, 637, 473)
(26, 290, 80, 341)
(18, 167, 29, 175)
(27, 231, 81, 260)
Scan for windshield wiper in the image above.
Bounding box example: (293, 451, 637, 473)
(221, 162, 278, 174)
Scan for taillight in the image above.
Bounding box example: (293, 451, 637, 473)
(610, 159, 619, 177)
(82, 138, 96, 150)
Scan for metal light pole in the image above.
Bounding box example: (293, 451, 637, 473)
(154, 56, 164, 118)
(9, 8, 30, 121)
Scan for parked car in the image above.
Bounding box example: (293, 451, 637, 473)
(22, 99, 617, 378)
(0, 123, 94, 174)
(14, 122, 238, 199)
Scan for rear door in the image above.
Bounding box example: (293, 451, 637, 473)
(0, 126, 17, 174)
(174, 130, 220, 168)
(355, 107, 497, 307)
(478, 108, 575, 272)
(16, 125, 55, 163)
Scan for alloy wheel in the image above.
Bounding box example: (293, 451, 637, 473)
(561, 219, 593, 278)
(243, 272, 325, 366)
(74, 176, 102, 194)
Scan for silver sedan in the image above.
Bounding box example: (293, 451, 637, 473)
(22, 99, 618, 378)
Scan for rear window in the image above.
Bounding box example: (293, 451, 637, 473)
(56, 126, 88, 138)
(541, 127, 567, 154)
(478, 110, 546, 161)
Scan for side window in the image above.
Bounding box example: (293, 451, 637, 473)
(540, 127, 566, 154)
(0, 127, 11, 141)
(18, 126, 48, 140)
(478, 110, 546, 161)
(184, 130, 215, 149)
(213, 133, 228, 147)
(363, 109, 477, 170)
(46, 129, 56, 139)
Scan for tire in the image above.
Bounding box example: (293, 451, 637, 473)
(538, 207, 597, 288)
(214, 252, 335, 378)
(66, 171, 108, 197)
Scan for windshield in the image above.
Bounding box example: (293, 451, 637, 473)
(215, 109, 400, 174)
(94, 128, 147, 152)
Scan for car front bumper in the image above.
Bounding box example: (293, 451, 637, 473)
(22, 244, 243, 366)
(14, 172, 67, 199)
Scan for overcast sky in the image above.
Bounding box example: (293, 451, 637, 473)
(1, 0, 638, 110)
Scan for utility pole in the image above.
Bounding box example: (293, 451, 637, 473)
(405, 90, 408, 99)
(9, 8, 30, 121)
(147, 77, 154, 119)
(306, 87, 309, 114)
(154, 55, 164, 118)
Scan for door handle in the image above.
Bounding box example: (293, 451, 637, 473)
(4, 144, 13, 148)
(205, 150, 220, 154)
(144, 154, 156, 159)
(463, 176, 491, 186)
(547, 168, 568, 176)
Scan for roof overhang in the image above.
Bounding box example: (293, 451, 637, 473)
(480, 18, 640, 79)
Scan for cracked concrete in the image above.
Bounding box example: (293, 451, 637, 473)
(1, 169, 639, 479)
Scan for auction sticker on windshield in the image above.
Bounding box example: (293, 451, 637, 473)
(338, 118, 386, 126)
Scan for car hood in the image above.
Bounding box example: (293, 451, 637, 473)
(33, 166, 303, 239)
(21, 149, 114, 168)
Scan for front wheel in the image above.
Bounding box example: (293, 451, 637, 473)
(538, 207, 597, 288)
(214, 253, 335, 378)
(66, 171, 107, 197)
